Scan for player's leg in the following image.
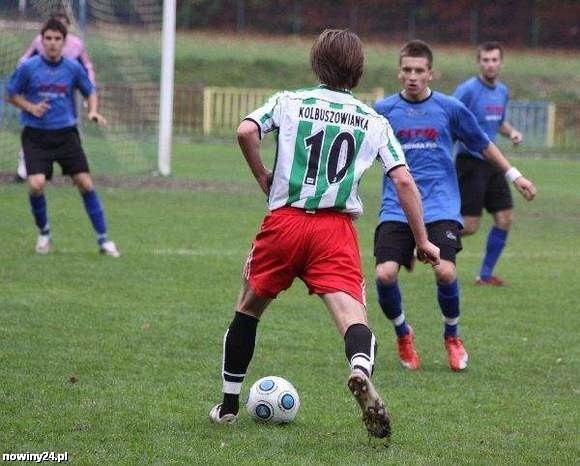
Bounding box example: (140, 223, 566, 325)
(22, 128, 52, 254)
(211, 281, 272, 423)
(72, 171, 119, 257)
(59, 128, 119, 256)
(433, 260, 467, 371)
(321, 292, 390, 439)
(461, 215, 481, 236)
(429, 221, 467, 371)
(28, 174, 51, 254)
(477, 171, 514, 285)
(304, 213, 389, 438)
(374, 222, 419, 370)
(15, 148, 27, 182)
(211, 209, 297, 424)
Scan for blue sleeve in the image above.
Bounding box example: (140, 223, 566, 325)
(452, 83, 468, 103)
(453, 81, 474, 108)
(6, 63, 29, 97)
(75, 63, 95, 97)
(451, 99, 490, 153)
(374, 97, 393, 117)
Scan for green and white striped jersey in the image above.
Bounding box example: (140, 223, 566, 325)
(245, 85, 406, 218)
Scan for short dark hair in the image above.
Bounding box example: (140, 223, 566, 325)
(41, 17, 68, 39)
(399, 40, 433, 69)
(310, 29, 364, 90)
(477, 41, 503, 59)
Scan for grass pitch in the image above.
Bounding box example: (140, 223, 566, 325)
(0, 141, 578, 464)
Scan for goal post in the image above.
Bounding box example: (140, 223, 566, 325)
(157, 0, 176, 176)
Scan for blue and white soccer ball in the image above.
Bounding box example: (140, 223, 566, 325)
(246, 376, 300, 423)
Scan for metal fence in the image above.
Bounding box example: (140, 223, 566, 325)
(506, 101, 556, 148)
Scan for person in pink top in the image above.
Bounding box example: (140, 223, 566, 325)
(15, 12, 96, 182)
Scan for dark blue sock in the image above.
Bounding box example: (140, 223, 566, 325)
(437, 280, 460, 338)
(376, 280, 409, 337)
(82, 191, 107, 244)
(479, 226, 508, 279)
(29, 193, 49, 234)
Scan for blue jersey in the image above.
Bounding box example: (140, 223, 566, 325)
(453, 76, 509, 160)
(374, 91, 490, 226)
(6, 55, 95, 130)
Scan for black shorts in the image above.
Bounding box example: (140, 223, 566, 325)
(374, 220, 462, 267)
(456, 154, 513, 216)
(21, 126, 90, 180)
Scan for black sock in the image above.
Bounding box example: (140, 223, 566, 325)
(220, 312, 259, 415)
(344, 323, 376, 378)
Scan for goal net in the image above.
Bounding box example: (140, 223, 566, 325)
(0, 0, 163, 176)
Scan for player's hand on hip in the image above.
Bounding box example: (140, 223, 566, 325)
(257, 170, 273, 196)
(510, 129, 523, 145)
(29, 100, 51, 118)
(416, 241, 440, 266)
(88, 111, 108, 127)
(514, 177, 537, 201)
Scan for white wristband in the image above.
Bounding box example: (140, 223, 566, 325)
(505, 167, 523, 183)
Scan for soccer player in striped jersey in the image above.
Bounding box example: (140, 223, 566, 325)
(14, 12, 96, 182)
(209, 29, 440, 439)
(454, 42, 523, 286)
(373, 40, 536, 372)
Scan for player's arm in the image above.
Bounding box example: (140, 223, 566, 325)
(8, 94, 50, 118)
(499, 120, 523, 145)
(237, 119, 272, 196)
(238, 92, 283, 195)
(388, 166, 440, 266)
(75, 64, 107, 126)
(482, 143, 536, 200)
(6, 64, 50, 118)
(86, 93, 107, 126)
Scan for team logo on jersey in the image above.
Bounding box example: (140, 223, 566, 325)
(484, 104, 504, 121)
(406, 108, 428, 117)
(396, 128, 439, 140)
(39, 83, 67, 99)
(396, 127, 439, 151)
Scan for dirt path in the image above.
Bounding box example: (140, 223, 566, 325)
(0, 172, 250, 193)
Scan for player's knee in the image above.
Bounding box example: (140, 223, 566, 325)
(27, 179, 45, 195)
(494, 213, 513, 230)
(375, 263, 398, 285)
(435, 265, 456, 285)
(461, 220, 479, 236)
(73, 174, 93, 193)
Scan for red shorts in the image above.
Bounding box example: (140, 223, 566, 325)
(243, 207, 366, 305)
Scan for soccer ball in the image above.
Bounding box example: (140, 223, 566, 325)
(246, 376, 300, 423)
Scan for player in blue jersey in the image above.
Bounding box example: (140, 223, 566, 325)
(374, 40, 536, 371)
(454, 42, 523, 286)
(14, 12, 97, 183)
(6, 18, 120, 257)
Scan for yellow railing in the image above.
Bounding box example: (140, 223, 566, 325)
(202, 86, 384, 135)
